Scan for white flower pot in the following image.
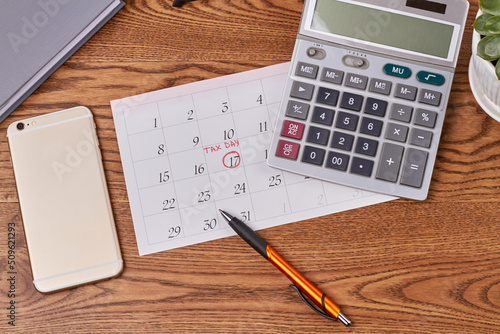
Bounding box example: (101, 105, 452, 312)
(469, 11, 500, 122)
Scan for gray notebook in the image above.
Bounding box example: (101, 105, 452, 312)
(0, 0, 125, 124)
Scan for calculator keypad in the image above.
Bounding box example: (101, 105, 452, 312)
(268, 41, 453, 200)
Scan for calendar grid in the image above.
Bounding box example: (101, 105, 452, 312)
(111, 63, 395, 255)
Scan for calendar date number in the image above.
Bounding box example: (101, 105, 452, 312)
(169, 226, 181, 238)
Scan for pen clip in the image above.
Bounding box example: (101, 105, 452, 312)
(289, 284, 336, 321)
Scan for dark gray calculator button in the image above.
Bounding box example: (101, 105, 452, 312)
(418, 89, 442, 106)
(345, 73, 368, 90)
(376, 143, 404, 182)
(290, 81, 314, 100)
(350, 157, 374, 177)
(312, 106, 335, 126)
(369, 78, 392, 95)
(285, 100, 309, 120)
(340, 92, 363, 111)
(295, 62, 319, 79)
(394, 84, 417, 101)
(385, 123, 409, 143)
(316, 87, 339, 106)
(410, 128, 433, 148)
(326, 151, 349, 171)
(331, 131, 354, 151)
(321, 68, 344, 85)
(302, 146, 326, 165)
(390, 103, 413, 123)
(364, 97, 388, 117)
(414, 109, 437, 128)
(335, 111, 359, 131)
(360, 117, 383, 137)
(355, 137, 378, 156)
(400, 148, 428, 188)
(306, 126, 330, 146)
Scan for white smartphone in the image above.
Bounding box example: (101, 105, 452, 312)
(7, 106, 123, 293)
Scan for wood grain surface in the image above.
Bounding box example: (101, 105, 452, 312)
(1, 0, 499, 333)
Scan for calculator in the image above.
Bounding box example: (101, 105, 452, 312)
(267, 0, 469, 200)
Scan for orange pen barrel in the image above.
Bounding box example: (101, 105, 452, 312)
(266, 244, 341, 319)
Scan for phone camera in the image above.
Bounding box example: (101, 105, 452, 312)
(16, 123, 25, 131)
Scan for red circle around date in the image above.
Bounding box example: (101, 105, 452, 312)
(223, 151, 241, 168)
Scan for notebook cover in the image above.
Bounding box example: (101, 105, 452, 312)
(0, 0, 125, 124)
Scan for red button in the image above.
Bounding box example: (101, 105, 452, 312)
(281, 120, 305, 140)
(276, 140, 300, 160)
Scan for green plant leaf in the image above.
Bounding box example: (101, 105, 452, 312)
(485, 35, 500, 59)
(478, 35, 499, 61)
(496, 61, 500, 80)
(480, 0, 500, 15)
(484, 15, 500, 34)
(474, 13, 494, 34)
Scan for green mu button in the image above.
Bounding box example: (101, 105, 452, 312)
(383, 64, 412, 79)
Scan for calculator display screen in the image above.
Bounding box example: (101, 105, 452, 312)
(310, 0, 455, 59)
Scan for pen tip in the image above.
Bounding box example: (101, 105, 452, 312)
(218, 209, 232, 222)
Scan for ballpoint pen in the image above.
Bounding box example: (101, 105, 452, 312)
(219, 209, 351, 326)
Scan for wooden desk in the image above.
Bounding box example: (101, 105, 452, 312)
(1, 1, 499, 332)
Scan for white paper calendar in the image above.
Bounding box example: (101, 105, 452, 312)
(111, 62, 395, 255)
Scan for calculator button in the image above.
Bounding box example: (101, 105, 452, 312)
(340, 92, 363, 111)
(417, 71, 445, 86)
(302, 146, 326, 165)
(321, 68, 344, 85)
(385, 123, 409, 143)
(281, 120, 305, 140)
(383, 63, 411, 78)
(306, 126, 330, 146)
(350, 157, 374, 177)
(364, 97, 388, 117)
(290, 81, 314, 100)
(390, 103, 413, 123)
(316, 87, 339, 106)
(394, 84, 417, 101)
(355, 137, 378, 156)
(275, 140, 300, 160)
(376, 143, 404, 182)
(410, 128, 433, 148)
(286, 100, 309, 120)
(345, 73, 368, 90)
(400, 148, 428, 188)
(295, 62, 319, 79)
(326, 151, 349, 171)
(414, 109, 437, 128)
(418, 89, 442, 106)
(360, 117, 383, 137)
(311, 106, 335, 126)
(369, 78, 392, 95)
(331, 131, 354, 151)
(335, 111, 359, 131)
